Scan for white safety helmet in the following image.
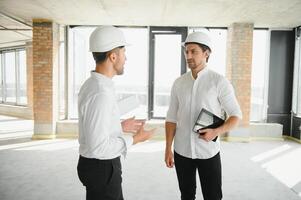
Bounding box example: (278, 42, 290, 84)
(183, 31, 212, 51)
(89, 26, 130, 52)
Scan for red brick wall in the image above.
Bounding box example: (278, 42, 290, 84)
(32, 20, 59, 129)
(26, 42, 33, 114)
(226, 23, 254, 126)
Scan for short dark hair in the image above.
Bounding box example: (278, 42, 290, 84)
(92, 52, 107, 64)
(185, 42, 211, 62)
(92, 46, 125, 65)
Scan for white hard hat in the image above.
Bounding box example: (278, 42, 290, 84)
(89, 26, 130, 52)
(183, 31, 212, 51)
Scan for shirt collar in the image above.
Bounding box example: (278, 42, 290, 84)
(190, 66, 208, 80)
(91, 71, 114, 85)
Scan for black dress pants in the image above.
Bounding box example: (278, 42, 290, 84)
(174, 151, 222, 200)
(77, 155, 124, 200)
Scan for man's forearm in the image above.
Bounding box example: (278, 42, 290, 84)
(216, 116, 240, 135)
(165, 122, 176, 150)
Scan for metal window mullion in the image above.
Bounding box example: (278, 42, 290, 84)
(297, 35, 301, 115)
(148, 27, 155, 120)
(295, 40, 301, 138)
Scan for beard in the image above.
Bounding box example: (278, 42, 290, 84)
(187, 59, 197, 69)
(187, 62, 196, 69)
(187, 59, 205, 70)
(114, 60, 125, 75)
(117, 70, 124, 75)
(116, 66, 124, 75)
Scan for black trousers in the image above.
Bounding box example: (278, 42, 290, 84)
(77, 155, 124, 200)
(174, 151, 222, 200)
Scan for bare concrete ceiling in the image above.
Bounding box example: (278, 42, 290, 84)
(1, 0, 301, 27)
(0, 0, 301, 47)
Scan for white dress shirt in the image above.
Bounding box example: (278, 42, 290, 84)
(166, 67, 242, 159)
(78, 71, 133, 160)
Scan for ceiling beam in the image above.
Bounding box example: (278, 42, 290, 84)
(0, 28, 32, 31)
(0, 25, 31, 39)
(0, 11, 32, 28)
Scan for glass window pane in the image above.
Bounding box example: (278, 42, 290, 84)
(292, 30, 301, 116)
(298, 36, 301, 115)
(0, 54, 2, 102)
(114, 28, 148, 119)
(4, 51, 16, 103)
(207, 29, 227, 76)
(70, 27, 148, 119)
(70, 27, 95, 118)
(18, 50, 27, 105)
(153, 34, 182, 117)
(250, 30, 268, 122)
(59, 42, 65, 119)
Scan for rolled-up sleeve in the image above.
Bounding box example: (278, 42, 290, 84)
(166, 81, 179, 123)
(218, 78, 242, 119)
(120, 134, 133, 158)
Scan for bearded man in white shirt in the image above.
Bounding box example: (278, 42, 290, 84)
(165, 31, 242, 200)
(77, 26, 154, 200)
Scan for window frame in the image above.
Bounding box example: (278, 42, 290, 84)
(292, 27, 301, 117)
(0, 46, 27, 106)
(148, 26, 188, 119)
(250, 28, 271, 122)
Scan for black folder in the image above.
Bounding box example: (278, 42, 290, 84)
(193, 108, 224, 142)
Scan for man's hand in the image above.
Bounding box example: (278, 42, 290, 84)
(198, 116, 240, 141)
(121, 116, 145, 133)
(133, 126, 155, 144)
(198, 128, 219, 142)
(165, 149, 174, 168)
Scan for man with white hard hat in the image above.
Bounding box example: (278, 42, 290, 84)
(77, 26, 155, 200)
(165, 31, 242, 200)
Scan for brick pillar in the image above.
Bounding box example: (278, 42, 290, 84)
(225, 23, 253, 141)
(32, 19, 59, 139)
(26, 42, 33, 119)
(226, 23, 253, 126)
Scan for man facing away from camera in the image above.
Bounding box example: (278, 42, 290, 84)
(77, 26, 155, 200)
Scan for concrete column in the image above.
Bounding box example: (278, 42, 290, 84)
(225, 23, 254, 140)
(32, 19, 59, 139)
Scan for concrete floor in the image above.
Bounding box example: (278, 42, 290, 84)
(0, 115, 301, 200)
